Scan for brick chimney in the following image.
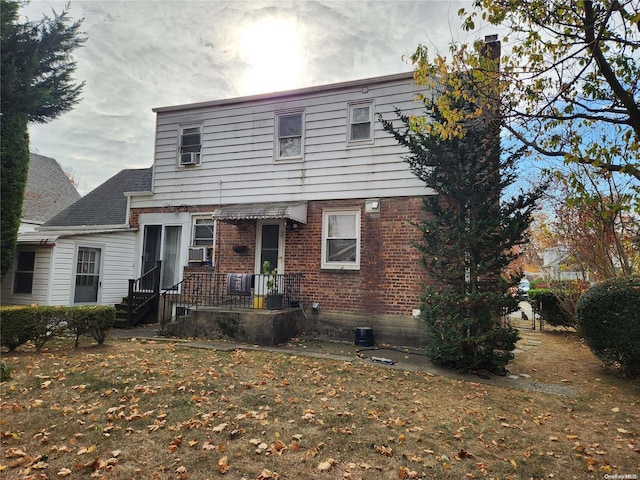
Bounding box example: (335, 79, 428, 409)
(483, 34, 501, 62)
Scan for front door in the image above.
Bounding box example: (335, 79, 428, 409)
(74, 247, 101, 303)
(256, 221, 284, 274)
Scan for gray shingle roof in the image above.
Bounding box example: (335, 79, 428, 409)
(22, 153, 81, 224)
(43, 168, 152, 227)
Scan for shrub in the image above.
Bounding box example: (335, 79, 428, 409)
(1, 305, 116, 351)
(529, 280, 589, 328)
(0, 360, 12, 382)
(85, 306, 115, 345)
(576, 276, 640, 376)
(0, 306, 35, 351)
(422, 288, 520, 374)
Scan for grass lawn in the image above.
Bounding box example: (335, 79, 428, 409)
(1, 331, 638, 479)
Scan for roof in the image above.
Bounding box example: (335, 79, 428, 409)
(43, 168, 152, 227)
(22, 153, 81, 224)
(18, 228, 136, 245)
(153, 71, 414, 113)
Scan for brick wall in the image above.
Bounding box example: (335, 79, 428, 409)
(131, 196, 432, 317)
(286, 197, 430, 316)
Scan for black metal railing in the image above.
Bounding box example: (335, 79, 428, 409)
(159, 272, 303, 329)
(126, 261, 162, 328)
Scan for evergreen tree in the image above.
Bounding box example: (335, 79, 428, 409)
(380, 95, 544, 374)
(1, 0, 85, 276)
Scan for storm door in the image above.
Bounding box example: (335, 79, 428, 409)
(74, 247, 101, 303)
(256, 222, 284, 274)
(141, 224, 182, 290)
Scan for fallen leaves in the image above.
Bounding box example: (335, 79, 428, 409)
(1, 337, 638, 480)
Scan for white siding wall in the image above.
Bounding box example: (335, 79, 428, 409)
(49, 232, 136, 306)
(1, 231, 136, 308)
(134, 74, 431, 209)
(0, 247, 52, 306)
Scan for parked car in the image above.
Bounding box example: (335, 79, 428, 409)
(518, 279, 531, 297)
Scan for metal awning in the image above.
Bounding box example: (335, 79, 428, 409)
(212, 202, 307, 224)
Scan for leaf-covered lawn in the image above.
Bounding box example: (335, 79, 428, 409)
(1, 333, 638, 479)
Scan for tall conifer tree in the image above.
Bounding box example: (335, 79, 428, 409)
(1, 0, 85, 276)
(380, 47, 544, 372)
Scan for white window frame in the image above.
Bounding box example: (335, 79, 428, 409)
(321, 208, 361, 270)
(275, 111, 304, 160)
(348, 101, 374, 145)
(191, 216, 216, 246)
(178, 124, 202, 167)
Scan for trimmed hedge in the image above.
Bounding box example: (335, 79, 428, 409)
(576, 276, 640, 377)
(0, 305, 115, 351)
(529, 280, 590, 328)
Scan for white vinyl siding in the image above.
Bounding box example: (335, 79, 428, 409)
(139, 73, 433, 209)
(1, 248, 52, 305)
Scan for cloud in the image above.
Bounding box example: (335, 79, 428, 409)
(22, 0, 478, 194)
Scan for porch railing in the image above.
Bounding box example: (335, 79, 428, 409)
(126, 260, 161, 328)
(159, 272, 303, 330)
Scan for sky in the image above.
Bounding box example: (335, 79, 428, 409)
(21, 0, 490, 194)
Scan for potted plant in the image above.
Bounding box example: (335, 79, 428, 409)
(262, 260, 283, 310)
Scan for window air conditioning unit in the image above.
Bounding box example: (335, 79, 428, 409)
(188, 246, 208, 262)
(180, 152, 201, 166)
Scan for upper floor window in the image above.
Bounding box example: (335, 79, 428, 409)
(14, 251, 35, 294)
(179, 124, 202, 166)
(276, 112, 303, 159)
(321, 209, 360, 270)
(348, 101, 373, 144)
(192, 217, 215, 246)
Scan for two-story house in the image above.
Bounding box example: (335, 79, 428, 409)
(129, 72, 435, 346)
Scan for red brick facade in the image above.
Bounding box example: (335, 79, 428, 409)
(130, 195, 431, 317)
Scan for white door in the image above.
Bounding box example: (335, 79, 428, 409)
(74, 247, 101, 304)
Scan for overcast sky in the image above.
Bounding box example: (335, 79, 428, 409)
(21, 0, 488, 194)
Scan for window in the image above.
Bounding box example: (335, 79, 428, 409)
(192, 218, 215, 246)
(276, 112, 303, 159)
(321, 209, 360, 270)
(14, 251, 35, 294)
(348, 102, 373, 143)
(179, 125, 202, 166)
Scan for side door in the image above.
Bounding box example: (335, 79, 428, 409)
(74, 247, 102, 304)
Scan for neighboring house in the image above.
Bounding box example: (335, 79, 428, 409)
(19, 153, 80, 232)
(1, 168, 151, 307)
(541, 246, 591, 282)
(128, 71, 437, 345)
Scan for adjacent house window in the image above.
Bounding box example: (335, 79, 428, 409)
(276, 112, 303, 159)
(14, 251, 35, 294)
(179, 124, 202, 166)
(192, 218, 215, 246)
(321, 209, 360, 270)
(348, 102, 373, 143)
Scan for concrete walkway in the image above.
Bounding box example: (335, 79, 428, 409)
(109, 324, 577, 397)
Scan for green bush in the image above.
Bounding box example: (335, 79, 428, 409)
(84, 307, 116, 345)
(0, 306, 35, 351)
(30, 306, 69, 351)
(422, 288, 520, 374)
(67, 306, 115, 346)
(575, 276, 640, 377)
(529, 280, 589, 328)
(1, 360, 12, 381)
(529, 288, 574, 327)
(1, 305, 116, 351)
